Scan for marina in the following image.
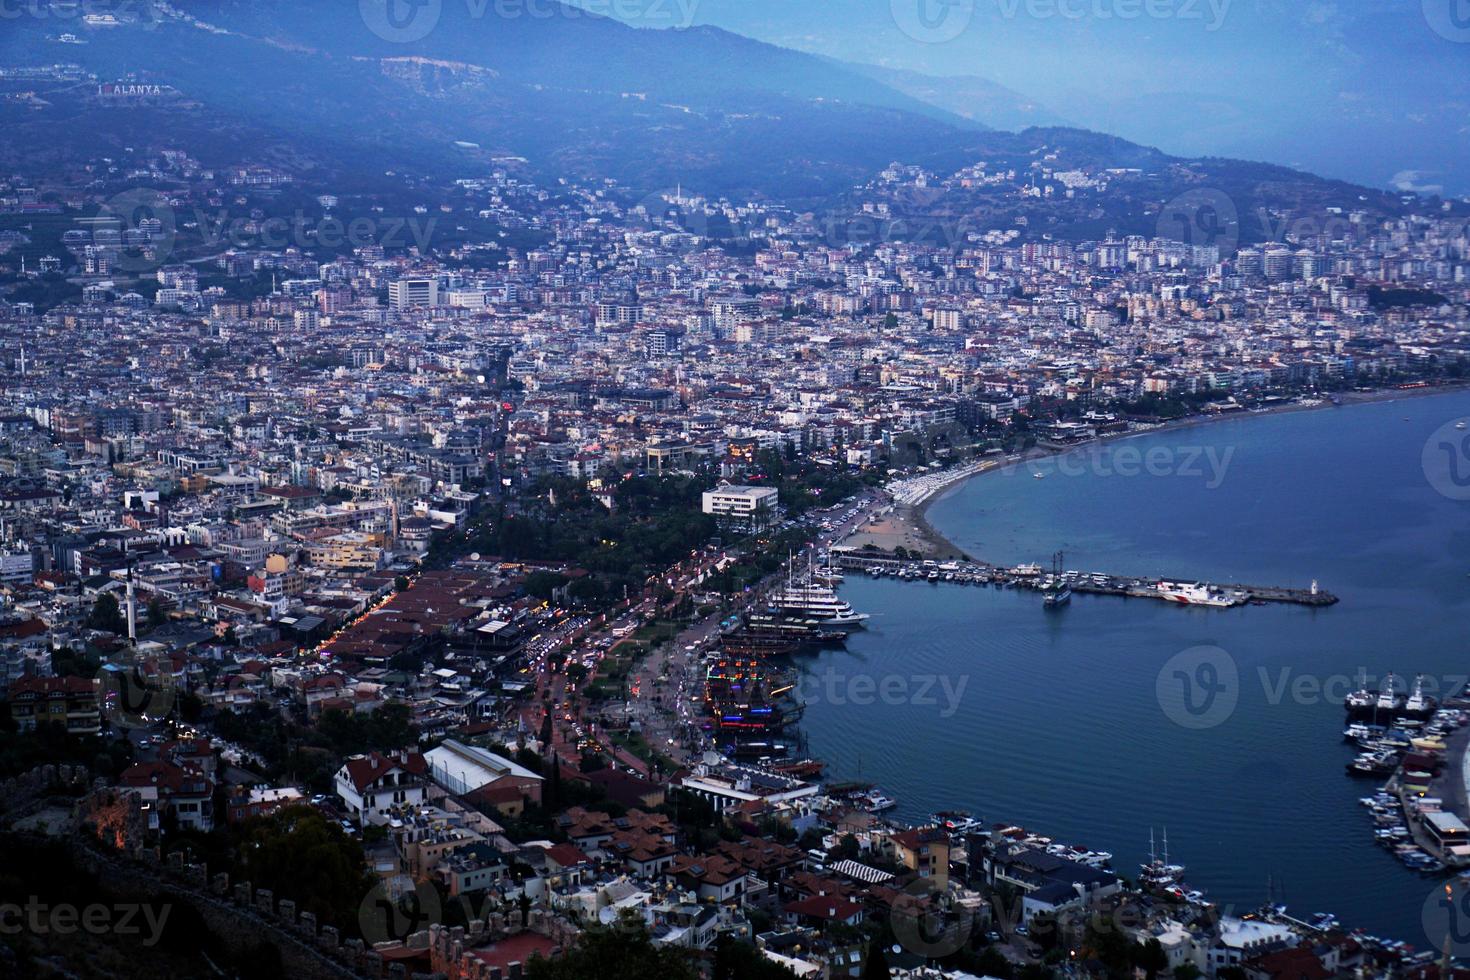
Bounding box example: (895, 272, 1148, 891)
(1341, 676, 1470, 874)
(799, 390, 1470, 944)
(827, 549, 1338, 609)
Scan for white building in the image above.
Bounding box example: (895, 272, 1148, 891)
(334, 750, 429, 825)
(389, 278, 439, 310)
(701, 484, 779, 531)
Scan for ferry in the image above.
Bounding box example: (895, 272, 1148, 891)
(1155, 581, 1243, 607)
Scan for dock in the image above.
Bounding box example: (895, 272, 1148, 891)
(829, 551, 1338, 609)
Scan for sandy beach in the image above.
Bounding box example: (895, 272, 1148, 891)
(840, 507, 969, 560)
(874, 383, 1470, 561)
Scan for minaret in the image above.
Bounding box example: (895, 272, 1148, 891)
(125, 566, 137, 645)
(17, 344, 25, 377)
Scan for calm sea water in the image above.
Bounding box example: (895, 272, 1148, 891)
(800, 390, 1470, 943)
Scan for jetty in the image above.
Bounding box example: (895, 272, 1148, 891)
(828, 550, 1338, 609)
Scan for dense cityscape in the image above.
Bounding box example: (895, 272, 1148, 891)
(3, 3, 1470, 979)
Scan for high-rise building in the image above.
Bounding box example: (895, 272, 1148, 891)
(389, 278, 438, 310)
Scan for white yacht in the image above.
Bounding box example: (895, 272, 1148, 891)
(767, 581, 870, 626)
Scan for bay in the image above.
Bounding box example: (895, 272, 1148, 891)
(799, 390, 1470, 942)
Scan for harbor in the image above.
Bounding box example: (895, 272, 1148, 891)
(1342, 674, 1470, 874)
(826, 548, 1338, 609)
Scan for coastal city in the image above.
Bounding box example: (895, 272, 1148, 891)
(1, 4, 1470, 979)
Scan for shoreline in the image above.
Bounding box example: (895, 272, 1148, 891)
(901, 382, 1470, 560)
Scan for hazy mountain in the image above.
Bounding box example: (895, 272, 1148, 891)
(0, 0, 1446, 239)
(829, 61, 1069, 132)
(657, 0, 1470, 197)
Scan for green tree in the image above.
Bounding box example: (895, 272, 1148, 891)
(712, 935, 800, 979)
(526, 924, 699, 979)
(235, 807, 374, 930)
(86, 592, 126, 633)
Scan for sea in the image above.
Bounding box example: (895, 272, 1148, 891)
(799, 389, 1470, 944)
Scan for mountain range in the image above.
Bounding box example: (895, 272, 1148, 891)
(0, 0, 1455, 242)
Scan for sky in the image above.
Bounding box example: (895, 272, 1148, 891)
(592, 0, 1470, 195)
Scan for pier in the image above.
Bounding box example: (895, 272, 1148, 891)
(829, 550, 1339, 609)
